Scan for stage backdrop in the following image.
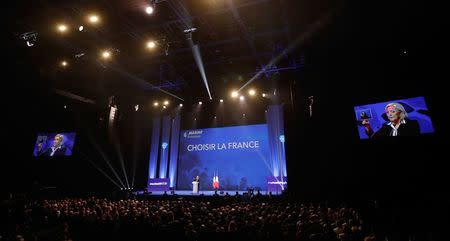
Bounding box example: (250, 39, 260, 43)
(177, 124, 272, 191)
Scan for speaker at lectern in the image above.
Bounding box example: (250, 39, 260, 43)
(192, 176, 200, 194)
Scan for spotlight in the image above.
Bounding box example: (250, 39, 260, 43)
(231, 91, 238, 98)
(60, 60, 68, 67)
(262, 93, 266, 97)
(163, 106, 166, 109)
(239, 96, 245, 101)
(179, 103, 183, 107)
(146, 41, 156, 49)
(199, 101, 202, 105)
(163, 100, 169, 105)
(79, 26, 84, 31)
(154, 102, 159, 107)
(220, 99, 224, 103)
(145, 5, 154, 15)
(64, 105, 67, 109)
(57, 24, 68, 33)
(134, 105, 139, 111)
(89, 15, 99, 23)
(102, 50, 111, 59)
(214, 116, 217, 118)
(248, 89, 256, 96)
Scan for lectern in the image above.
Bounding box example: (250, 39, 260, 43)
(192, 181, 199, 194)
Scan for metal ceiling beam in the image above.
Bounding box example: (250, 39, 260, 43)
(109, 0, 273, 39)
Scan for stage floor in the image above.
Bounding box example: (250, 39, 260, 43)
(134, 190, 282, 196)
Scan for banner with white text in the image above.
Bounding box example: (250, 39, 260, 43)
(177, 124, 272, 191)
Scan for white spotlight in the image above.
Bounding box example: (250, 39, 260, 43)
(248, 89, 256, 96)
(163, 105, 167, 109)
(135, 105, 139, 111)
(262, 93, 266, 97)
(89, 15, 99, 23)
(239, 96, 245, 101)
(57, 24, 68, 33)
(220, 99, 224, 103)
(179, 103, 183, 107)
(199, 101, 202, 105)
(79, 26, 84, 31)
(231, 91, 238, 98)
(147, 41, 156, 49)
(146, 6, 154, 15)
(163, 100, 169, 105)
(102, 51, 111, 59)
(60, 61, 68, 67)
(154, 102, 159, 107)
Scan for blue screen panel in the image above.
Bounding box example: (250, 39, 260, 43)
(354, 96, 434, 139)
(33, 132, 76, 156)
(177, 124, 272, 191)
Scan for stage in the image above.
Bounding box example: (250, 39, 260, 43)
(134, 190, 282, 196)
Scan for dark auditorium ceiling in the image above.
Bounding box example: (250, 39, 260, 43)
(8, 0, 340, 106)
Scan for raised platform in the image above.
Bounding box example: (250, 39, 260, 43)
(134, 190, 282, 196)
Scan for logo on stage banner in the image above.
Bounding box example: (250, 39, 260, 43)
(267, 176, 287, 194)
(183, 130, 203, 139)
(147, 178, 170, 191)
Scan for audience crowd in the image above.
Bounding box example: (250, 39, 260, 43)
(2, 194, 373, 241)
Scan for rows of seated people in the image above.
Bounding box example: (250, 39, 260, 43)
(2, 195, 372, 241)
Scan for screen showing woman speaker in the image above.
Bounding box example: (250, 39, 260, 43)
(354, 96, 434, 139)
(33, 132, 76, 156)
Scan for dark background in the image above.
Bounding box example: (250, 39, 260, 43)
(2, 1, 448, 236)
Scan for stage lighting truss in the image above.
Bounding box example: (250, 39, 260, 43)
(183, 27, 197, 34)
(20, 31, 38, 47)
(75, 52, 86, 58)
